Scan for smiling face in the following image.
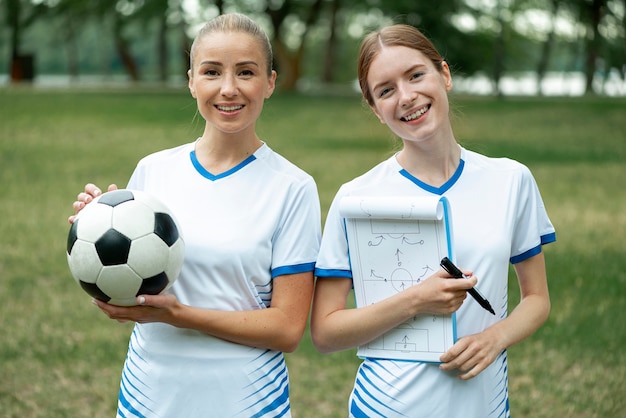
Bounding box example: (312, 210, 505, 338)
(188, 31, 276, 137)
(366, 45, 453, 144)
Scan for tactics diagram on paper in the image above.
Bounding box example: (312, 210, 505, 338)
(340, 195, 457, 363)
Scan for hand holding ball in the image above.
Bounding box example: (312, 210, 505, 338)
(67, 189, 185, 306)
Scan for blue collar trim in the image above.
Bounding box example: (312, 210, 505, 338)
(190, 151, 257, 181)
(399, 158, 465, 195)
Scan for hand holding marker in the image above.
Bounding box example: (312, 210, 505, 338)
(440, 257, 495, 315)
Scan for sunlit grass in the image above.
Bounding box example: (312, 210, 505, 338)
(0, 87, 624, 417)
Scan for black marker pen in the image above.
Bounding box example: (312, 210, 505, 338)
(440, 257, 495, 315)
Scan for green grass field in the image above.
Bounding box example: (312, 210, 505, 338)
(0, 87, 624, 417)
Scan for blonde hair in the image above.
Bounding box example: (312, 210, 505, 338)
(189, 13, 273, 76)
(357, 25, 444, 106)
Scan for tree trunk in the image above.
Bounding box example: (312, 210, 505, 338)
(65, 26, 80, 81)
(322, 0, 340, 83)
(157, 14, 168, 83)
(536, 0, 559, 96)
(114, 18, 140, 82)
(492, 3, 506, 97)
(267, 0, 324, 90)
(7, 0, 22, 81)
(584, 0, 606, 95)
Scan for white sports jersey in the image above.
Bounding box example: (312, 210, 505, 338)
(315, 147, 555, 418)
(117, 141, 321, 417)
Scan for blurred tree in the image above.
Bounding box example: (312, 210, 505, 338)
(579, 0, 608, 94)
(45, 0, 105, 80)
(2, 0, 623, 94)
(564, 0, 625, 94)
(535, 0, 561, 95)
(5, 0, 47, 82)
(262, 0, 326, 89)
(322, 0, 340, 83)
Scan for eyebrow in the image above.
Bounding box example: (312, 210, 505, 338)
(371, 63, 428, 92)
(198, 60, 260, 68)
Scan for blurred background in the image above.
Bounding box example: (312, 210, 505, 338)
(2, 0, 625, 96)
(2, 2, 626, 418)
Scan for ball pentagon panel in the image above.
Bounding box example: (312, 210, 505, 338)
(74, 203, 114, 242)
(97, 264, 143, 306)
(127, 234, 170, 278)
(67, 240, 102, 284)
(111, 199, 156, 240)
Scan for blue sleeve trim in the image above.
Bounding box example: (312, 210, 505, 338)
(314, 268, 353, 279)
(510, 232, 556, 264)
(271, 262, 315, 278)
(541, 232, 557, 245)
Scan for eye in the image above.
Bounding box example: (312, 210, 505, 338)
(410, 71, 425, 81)
(204, 68, 219, 77)
(238, 68, 255, 77)
(377, 86, 393, 98)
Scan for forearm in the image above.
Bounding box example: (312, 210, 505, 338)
(311, 274, 476, 354)
(487, 292, 551, 351)
(494, 253, 551, 350)
(439, 254, 551, 379)
(311, 292, 417, 354)
(169, 304, 307, 352)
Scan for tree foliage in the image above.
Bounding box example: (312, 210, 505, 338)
(2, 0, 624, 95)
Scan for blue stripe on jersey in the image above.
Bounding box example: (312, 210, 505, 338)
(190, 150, 257, 181)
(118, 385, 146, 418)
(272, 261, 315, 278)
(349, 362, 408, 417)
(238, 350, 291, 417)
(488, 351, 510, 418)
(351, 389, 388, 417)
(314, 268, 352, 278)
(244, 351, 286, 392)
(360, 361, 404, 395)
(116, 328, 154, 418)
(248, 384, 290, 418)
(255, 279, 272, 307)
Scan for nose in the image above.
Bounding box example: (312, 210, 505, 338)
(220, 73, 238, 97)
(398, 81, 417, 108)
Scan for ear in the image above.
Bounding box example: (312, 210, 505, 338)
(265, 70, 277, 99)
(441, 61, 453, 92)
(187, 69, 196, 98)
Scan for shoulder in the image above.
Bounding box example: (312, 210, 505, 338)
(337, 156, 398, 195)
(255, 144, 316, 185)
(461, 148, 543, 203)
(462, 147, 533, 181)
(136, 142, 194, 167)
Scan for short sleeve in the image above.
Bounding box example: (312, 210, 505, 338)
(270, 177, 321, 277)
(510, 166, 556, 264)
(314, 185, 353, 279)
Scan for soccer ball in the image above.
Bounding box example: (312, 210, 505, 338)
(66, 189, 185, 306)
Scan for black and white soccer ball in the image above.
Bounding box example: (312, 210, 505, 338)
(66, 189, 185, 306)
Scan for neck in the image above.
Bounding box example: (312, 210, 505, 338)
(396, 138, 461, 188)
(195, 128, 263, 175)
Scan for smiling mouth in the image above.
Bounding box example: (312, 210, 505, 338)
(216, 104, 244, 112)
(401, 104, 430, 121)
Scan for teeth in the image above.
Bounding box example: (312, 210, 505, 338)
(404, 106, 429, 121)
(217, 105, 243, 112)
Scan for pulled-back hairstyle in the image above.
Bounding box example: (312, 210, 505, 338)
(189, 13, 273, 76)
(357, 25, 445, 106)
